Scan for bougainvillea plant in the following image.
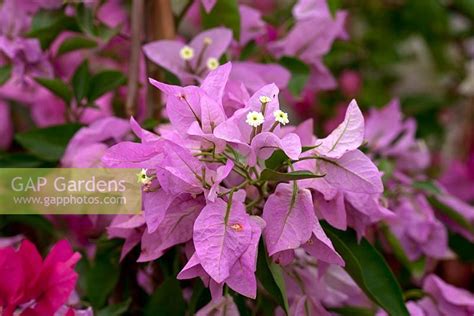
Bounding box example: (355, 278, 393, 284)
(1, 0, 474, 315)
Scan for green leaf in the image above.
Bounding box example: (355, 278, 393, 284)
(72, 60, 90, 102)
(449, 232, 474, 262)
(328, 306, 374, 316)
(412, 180, 474, 234)
(95, 23, 121, 42)
(380, 224, 425, 278)
(58, 36, 97, 55)
(412, 180, 441, 195)
(28, 9, 78, 49)
(88, 70, 127, 101)
(327, 0, 341, 18)
(76, 3, 95, 34)
(201, 0, 241, 40)
(0, 64, 12, 86)
(265, 150, 289, 170)
(15, 124, 82, 162)
(280, 56, 310, 96)
(1, 214, 56, 236)
(378, 159, 395, 181)
(453, 0, 474, 19)
(260, 169, 325, 182)
(427, 196, 474, 234)
(322, 223, 409, 316)
(187, 280, 210, 314)
(144, 278, 186, 316)
(34, 77, 72, 104)
(85, 239, 122, 309)
(0, 152, 51, 168)
(97, 298, 131, 316)
(265, 147, 317, 170)
(256, 241, 290, 314)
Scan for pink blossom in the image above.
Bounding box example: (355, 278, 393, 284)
(0, 240, 81, 316)
(0, 100, 13, 150)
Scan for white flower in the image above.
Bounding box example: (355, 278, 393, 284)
(179, 45, 194, 60)
(203, 37, 213, 45)
(137, 169, 152, 184)
(273, 110, 289, 125)
(259, 95, 271, 104)
(206, 57, 219, 70)
(246, 111, 265, 127)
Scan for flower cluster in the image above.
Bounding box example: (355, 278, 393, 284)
(0, 239, 85, 316)
(102, 61, 388, 304)
(365, 100, 474, 262)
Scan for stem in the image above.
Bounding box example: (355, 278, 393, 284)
(269, 121, 279, 132)
(144, 0, 176, 120)
(403, 289, 425, 301)
(125, 0, 144, 117)
(224, 190, 234, 225)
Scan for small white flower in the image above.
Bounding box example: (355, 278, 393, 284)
(259, 95, 272, 104)
(179, 45, 194, 60)
(246, 111, 265, 127)
(273, 110, 289, 125)
(137, 169, 152, 185)
(203, 37, 213, 45)
(206, 57, 219, 70)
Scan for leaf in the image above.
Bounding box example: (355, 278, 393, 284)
(144, 278, 186, 316)
(0, 64, 12, 86)
(97, 298, 131, 316)
(256, 241, 290, 314)
(95, 23, 121, 42)
(327, 0, 342, 17)
(72, 60, 90, 102)
(15, 124, 82, 162)
(76, 3, 94, 34)
(34, 77, 72, 103)
(58, 36, 97, 55)
(260, 169, 325, 182)
(1, 215, 56, 237)
(88, 70, 127, 101)
(279, 56, 310, 96)
(265, 150, 289, 170)
(412, 180, 441, 195)
(202, 0, 240, 40)
(28, 9, 78, 49)
(427, 196, 474, 234)
(328, 306, 374, 316)
(85, 239, 121, 309)
(380, 224, 425, 278)
(321, 223, 409, 316)
(0, 152, 51, 168)
(448, 232, 474, 263)
(232, 292, 252, 316)
(187, 280, 211, 314)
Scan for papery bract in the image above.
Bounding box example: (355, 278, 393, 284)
(143, 28, 232, 83)
(139, 194, 204, 262)
(423, 274, 474, 315)
(193, 194, 252, 283)
(0, 240, 80, 316)
(262, 183, 315, 256)
(316, 99, 364, 159)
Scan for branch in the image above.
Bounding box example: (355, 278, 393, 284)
(125, 0, 144, 117)
(145, 0, 176, 120)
